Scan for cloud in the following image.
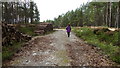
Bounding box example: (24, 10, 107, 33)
(34, 0, 89, 22)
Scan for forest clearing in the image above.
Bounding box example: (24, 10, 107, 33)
(1, 0, 120, 67)
(3, 28, 120, 66)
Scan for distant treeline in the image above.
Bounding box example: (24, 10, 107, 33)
(45, 2, 120, 28)
(1, 1, 40, 24)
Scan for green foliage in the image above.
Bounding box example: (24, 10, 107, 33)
(73, 27, 120, 63)
(2, 1, 40, 24)
(18, 25, 55, 36)
(18, 26, 37, 36)
(2, 25, 37, 61)
(112, 48, 120, 63)
(50, 2, 120, 28)
(2, 42, 23, 61)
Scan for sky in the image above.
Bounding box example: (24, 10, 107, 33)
(34, 0, 91, 22)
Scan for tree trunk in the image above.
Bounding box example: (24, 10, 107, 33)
(105, 3, 108, 26)
(2, 2, 4, 22)
(109, 2, 112, 27)
(24, 1, 27, 24)
(16, 2, 19, 24)
(30, 2, 34, 24)
(115, 4, 119, 28)
(118, 1, 120, 28)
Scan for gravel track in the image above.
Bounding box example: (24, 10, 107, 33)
(4, 29, 118, 66)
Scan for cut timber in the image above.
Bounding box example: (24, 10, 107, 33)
(34, 30, 45, 34)
(2, 23, 32, 46)
(35, 23, 53, 34)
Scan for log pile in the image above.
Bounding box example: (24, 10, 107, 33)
(2, 23, 31, 46)
(93, 28, 120, 46)
(93, 28, 119, 35)
(34, 23, 53, 34)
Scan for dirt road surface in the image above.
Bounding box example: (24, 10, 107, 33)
(4, 29, 118, 66)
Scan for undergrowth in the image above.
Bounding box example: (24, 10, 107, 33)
(73, 27, 120, 64)
(18, 26, 38, 36)
(2, 42, 24, 61)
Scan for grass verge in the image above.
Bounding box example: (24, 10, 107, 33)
(73, 27, 120, 64)
(2, 41, 24, 61)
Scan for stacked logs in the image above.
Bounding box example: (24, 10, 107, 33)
(2, 23, 31, 46)
(34, 23, 53, 34)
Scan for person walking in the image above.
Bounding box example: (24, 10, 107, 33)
(66, 24, 71, 37)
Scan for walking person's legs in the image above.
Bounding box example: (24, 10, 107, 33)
(69, 32, 70, 37)
(67, 32, 70, 37)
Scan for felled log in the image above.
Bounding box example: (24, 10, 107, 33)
(93, 28, 110, 35)
(34, 30, 45, 34)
